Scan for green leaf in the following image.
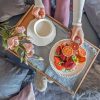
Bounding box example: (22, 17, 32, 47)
(33, 54, 44, 61)
(19, 33, 26, 37)
(58, 61, 63, 65)
(0, 27, 5, 31)
(20, 57, 24, 63)
(0, 21, 9, 26)
(22, 33, 26, 37)
(2, 40, 7, 49)
(54, 52, 60, 57)
(6, 30, 11, 36)
(17, 47, 26, 63)
(21, 51, 25, 57)
(2, 31, 9, 40)
(17, 47, 24, 56)
(14, 46, 19, 53)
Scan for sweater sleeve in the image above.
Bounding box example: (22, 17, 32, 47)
(34, 0, 44, 8)
(72, 0, 85, 26)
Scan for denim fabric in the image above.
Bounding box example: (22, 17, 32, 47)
(0, 57, 29, 100)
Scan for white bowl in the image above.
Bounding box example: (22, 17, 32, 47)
(49, 39, 86, 77)
(27, 19, 56, 46)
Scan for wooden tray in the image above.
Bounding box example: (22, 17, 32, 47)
(3, 5, 100, 95)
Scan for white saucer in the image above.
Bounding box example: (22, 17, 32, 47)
(27, 19, 56, 46)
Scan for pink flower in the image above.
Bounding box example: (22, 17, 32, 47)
(15, 26, 26, 33)
(23, 43, 34, 53)
(27, 51, 34, 58)
(7, 36, 19, 50)
(23, 43, 34, 58)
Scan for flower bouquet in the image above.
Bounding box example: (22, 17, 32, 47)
(0, 22, 36, 64)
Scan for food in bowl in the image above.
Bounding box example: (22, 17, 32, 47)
(54, 41, 86, 71)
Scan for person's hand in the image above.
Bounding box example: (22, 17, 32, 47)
(71, 25, 84, 45)
(32, 7, 45, 19)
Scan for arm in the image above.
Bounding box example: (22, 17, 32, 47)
(71, 0, 85, 44)
(73, 0, 85, 26)
(34, 0, 44, 8)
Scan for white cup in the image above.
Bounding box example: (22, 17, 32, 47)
(34, 19, 52, 38)
(33, 19, 56, 46)
(27, 18, 56, 46)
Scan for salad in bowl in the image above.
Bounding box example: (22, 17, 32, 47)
(49, 39, 87, 77)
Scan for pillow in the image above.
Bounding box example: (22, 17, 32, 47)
(84, 0, 100, 38)
(10, 83, 35, 100)
(0, 0, 29, 22)
(0, 57, 29, 100)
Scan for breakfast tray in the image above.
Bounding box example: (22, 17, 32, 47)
(2, 5, 100, 95)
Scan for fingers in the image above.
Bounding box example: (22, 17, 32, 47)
(71, 26, 78, 41)
(68, 32, 72, 38)
(79, 29, 84, 45)
(41, 8, 45, 14)
(40, 8, 45, 18)
(80, 33, 84, 45)
(38, 16, 42, 19)
(32, 7, 45, 19)
(71, 26, 84, 45)
(71, 30, 77, 42)
(32, 7, 40, 18)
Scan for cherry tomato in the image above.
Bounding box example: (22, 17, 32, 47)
(70, 42, 79, 51)
(74, 36, 82, 45)
(77, 55, 86, 63)
(78, 47, 86, 57)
